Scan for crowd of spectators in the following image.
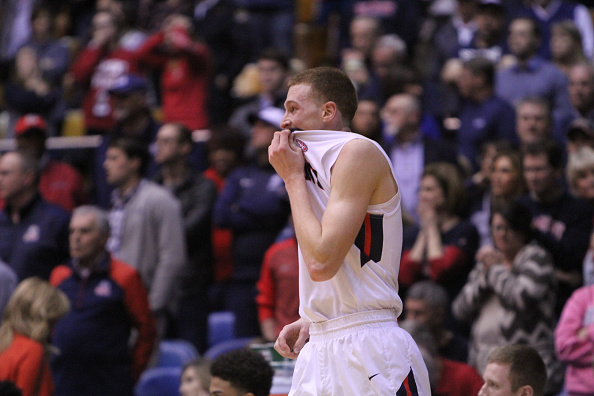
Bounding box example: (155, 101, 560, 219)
(3, 0, 594, 394)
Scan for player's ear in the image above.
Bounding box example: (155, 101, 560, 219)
(518, 385, 533, 396)
(322, 101, 338, 122)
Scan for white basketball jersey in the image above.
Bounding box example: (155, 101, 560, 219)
(291, 130, 404, 323)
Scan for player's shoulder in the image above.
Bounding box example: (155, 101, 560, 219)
(340, 136, 383, 158)
(338, 137, 388, 170)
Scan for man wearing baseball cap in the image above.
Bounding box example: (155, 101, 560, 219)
(14, 114, 88, 212)
(213, 106, 291, 338)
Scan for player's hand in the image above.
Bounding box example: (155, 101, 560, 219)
(274, 318, 310, 359)
(269, 129, 305, 183)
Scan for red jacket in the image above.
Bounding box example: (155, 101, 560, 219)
(70, 44, 146, 132)
(135, 31, 210, 130)
(256, 237, 300, 335)
(0, 333, 54, 396)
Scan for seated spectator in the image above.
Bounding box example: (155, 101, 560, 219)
(0, 277, 70, 396)
(456, 56, 517, 171)
(550, 20, 587, 76)
(229, 48, 290, 137)
(400, 162, 479, 301)
(13, 114, 88, 212)
(256, 220, 299, 342)
(209, 348, 274, 396)
(50, 205, 156, 396)
(179, 358, 211, 396)
(97, 0, 147, 52)
(566, 145, 594, 205)
(452, 200, 563, 394)
(566, 117, 594, 154)
(153, 123, 217, 353)
(243, 0, 294, 57)
(381, 94, 459, 221)
(519, 139, 593, 313)
(351, 98, 383, 143)
(404, 280, 469, 363)
(137, 0, 194, 34)
(69, 9, 148, 135)
(24, 4, 70, 88)
(0, 151, 70, 280)
(104, 137, 186, 337)
(400, 319, 483, 396)
(555, 282, 594, 395)
(213, 107, 291, 338)
(430, 0, 478, 77)
(479, 344, 547, 396)
(108, 74, 160, 143)
(92, 73, 161, 208)
(203, 128, 246, 285)
(191, 0, 252, 125)
(346, 15, 381, 68)
(566, 145, 594, 286)
(135, 14, 209, 131)
(370, 34, 415, 103)
(341, 46, 379, 103)
(458, 0, 509, 65)
(351, 0, 421, 59)
(512, 0, 594, 60)
(470, 149, 525, 247)
(515, 96, 558, 146)
(3, 46, 65, 137)
(568, 62, 594, 123)
(496, 18, 573, 139)
(466, 140, 513, 206)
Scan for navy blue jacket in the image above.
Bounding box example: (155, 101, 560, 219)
(0, 194, 69, 280)
(213, 163, 290, 281)
(50, 255, 156, 396)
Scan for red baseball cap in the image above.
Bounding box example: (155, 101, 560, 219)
(15, 114, 47, 136)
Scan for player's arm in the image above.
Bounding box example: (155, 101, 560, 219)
(271, 132, 384, 281)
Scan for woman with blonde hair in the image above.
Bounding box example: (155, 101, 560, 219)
(566, 145, 594, 204)
(0, 277, 70, 396)
(567, 146, 594, 285)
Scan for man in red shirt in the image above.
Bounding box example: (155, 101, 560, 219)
(13, 114, 88, 212)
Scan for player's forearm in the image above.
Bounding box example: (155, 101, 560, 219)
(284, 176, 340, 281)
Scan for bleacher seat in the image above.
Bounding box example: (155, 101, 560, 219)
(156, 339, 199, 368)
(207, 311, 236, 347)
(203, 337, 254, 360)
(134, 367, 182, 396)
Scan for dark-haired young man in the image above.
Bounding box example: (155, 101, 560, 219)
(210, 348, 273, 396)
(104, 136, 186, 336)
(519, 139, 593, 315)
(269, 66, 430, 394)
(153, 122, 217, 353)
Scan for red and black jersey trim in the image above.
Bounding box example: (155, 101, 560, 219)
(354, 213, 384, 266)
(396, 368, 419, 396)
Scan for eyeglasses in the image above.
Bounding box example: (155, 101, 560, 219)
(491, 224, 512, 233)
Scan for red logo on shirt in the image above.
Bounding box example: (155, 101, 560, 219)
(294, 138, 308, 152)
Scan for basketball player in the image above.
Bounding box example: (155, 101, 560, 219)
(268, 67, 430, 395)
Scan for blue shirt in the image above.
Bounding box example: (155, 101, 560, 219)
(496, 57, 572, 132)
(458, 95, 517, 170)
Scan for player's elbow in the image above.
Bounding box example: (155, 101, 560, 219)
(306, 258, 341, 282)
